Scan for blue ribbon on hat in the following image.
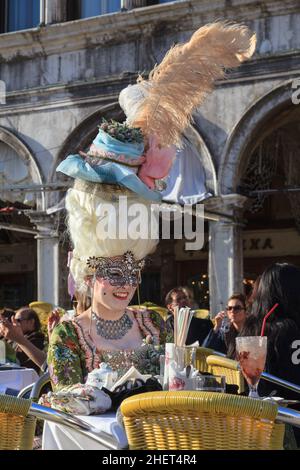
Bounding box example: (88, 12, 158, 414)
(57, 154, 162, 202)
(93, 129, 144, 158)
(57, 129, 162, 202)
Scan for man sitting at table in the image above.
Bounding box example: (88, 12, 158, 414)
(165, 287, 213, 345)
(0, 307, 46, 373)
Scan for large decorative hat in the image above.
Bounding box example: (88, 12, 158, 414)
(57, 120, 165, 202)
(57, 21, 256, 202)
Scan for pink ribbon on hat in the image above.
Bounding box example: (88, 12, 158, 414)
(138, 135, 176, 189)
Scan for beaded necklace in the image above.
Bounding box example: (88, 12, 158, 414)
(91, 310, 133, 340)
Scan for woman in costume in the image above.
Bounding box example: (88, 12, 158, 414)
(43, 22, 256, 414)
(47, 125, 166, 388)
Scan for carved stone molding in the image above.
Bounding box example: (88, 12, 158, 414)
(204, 193, 249, 221)
(1, 0, 299, 61)
(28, 211, 59, 238)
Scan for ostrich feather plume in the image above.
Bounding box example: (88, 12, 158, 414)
(131, 21, 256, 148)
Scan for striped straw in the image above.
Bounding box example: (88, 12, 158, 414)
(176, 307, 194, 346)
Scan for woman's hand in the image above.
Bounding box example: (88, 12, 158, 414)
(0, 317, 25, 344)
(48, 309, 61, 338)
(213, 311, 226, 331)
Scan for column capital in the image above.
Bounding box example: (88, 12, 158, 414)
(205, 194, 249, 222)
(27, 211, 59, 239)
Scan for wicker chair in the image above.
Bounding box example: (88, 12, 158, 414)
(0, 394, 37, 450)
(130, 303, 169, 321)
(193, 309, 210, 320)
(206, 354, 245, 393)
(121, 391, 285, 450)
(0, 370, 52, 449)
(0, 393, 120, 450)
(185, 346, 214, 373)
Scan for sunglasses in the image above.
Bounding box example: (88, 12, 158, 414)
(226, 306, 244, 312)
(15, 318, 28, 323)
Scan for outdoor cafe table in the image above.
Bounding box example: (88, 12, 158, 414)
(42, 412, 128, 450)
(0, 367, 39, 394)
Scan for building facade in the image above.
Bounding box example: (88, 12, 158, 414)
(0, 0, 300, 313)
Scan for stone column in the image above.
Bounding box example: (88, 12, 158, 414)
(121, 0, 148, 10)
(206, 194, 248, 316)
(41, 0, 67, 25)
(29, 212, 60, 306)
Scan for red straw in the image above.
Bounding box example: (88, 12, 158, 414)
(260, 303, 279, 336)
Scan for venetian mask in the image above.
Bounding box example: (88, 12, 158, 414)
(86, 251, 145, 287)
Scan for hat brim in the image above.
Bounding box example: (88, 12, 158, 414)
(57, 155, 162, 202)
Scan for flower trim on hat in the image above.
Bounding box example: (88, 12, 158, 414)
(99, 118, 144, 144)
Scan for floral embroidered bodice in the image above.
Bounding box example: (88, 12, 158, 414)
(48, 309, 172, 392)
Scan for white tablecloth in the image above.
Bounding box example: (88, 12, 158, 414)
(0, 368, 39, 394)
(42, 412, 128, 450)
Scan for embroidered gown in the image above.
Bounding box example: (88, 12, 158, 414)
(47, 308, 173, 392)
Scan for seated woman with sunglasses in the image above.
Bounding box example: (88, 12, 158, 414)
(202, 294, 248, 359)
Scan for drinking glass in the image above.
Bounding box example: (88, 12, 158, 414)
(185, 346, 197, 369)
(194, 375, 226, 392)
(159, 354, 165, 377)
(236, 336, 267, 399)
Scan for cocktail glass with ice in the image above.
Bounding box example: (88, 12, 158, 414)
(236, 336, 267, 399)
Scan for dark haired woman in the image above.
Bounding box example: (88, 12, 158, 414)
(241, 263, 300, 395)
(240, 263, 300, 447)
(202, 293, 248, 359)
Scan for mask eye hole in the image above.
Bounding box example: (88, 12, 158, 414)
(108, 268, 123, 279)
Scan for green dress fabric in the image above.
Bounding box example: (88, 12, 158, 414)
(48, 309, 173, 392)
(48, 321, 87, 391)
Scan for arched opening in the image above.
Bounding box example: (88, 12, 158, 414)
(220, 81, 300, 291)
(0, 127, 43, 308)
(240, 106, 300, 287)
